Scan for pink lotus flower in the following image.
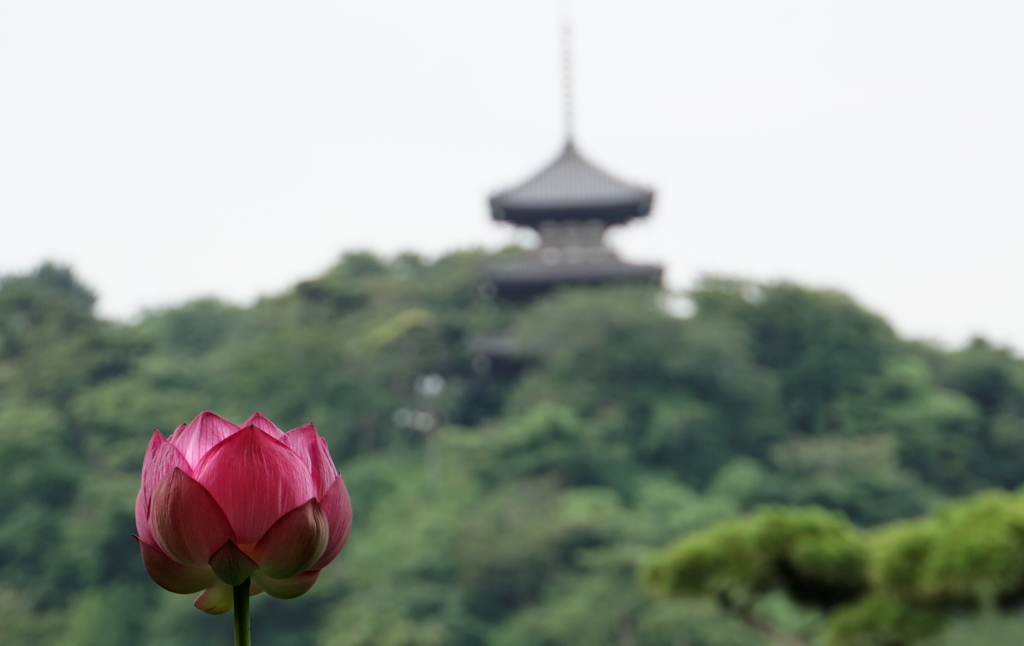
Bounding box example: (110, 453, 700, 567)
(135, 412, 352, 614)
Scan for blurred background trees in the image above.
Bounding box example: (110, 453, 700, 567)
(2, 254, 1024, 645)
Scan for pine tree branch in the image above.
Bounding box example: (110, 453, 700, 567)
(717, 592, 810, 646)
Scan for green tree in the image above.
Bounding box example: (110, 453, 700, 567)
(692, 279, 896, 435)
(647, 491, 1024, 646)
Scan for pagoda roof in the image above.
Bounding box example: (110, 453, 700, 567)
(480, 255, 662, 300)
(490, 142, 654, 226)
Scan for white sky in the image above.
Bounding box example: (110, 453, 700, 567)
(2, 1, 1022, 352)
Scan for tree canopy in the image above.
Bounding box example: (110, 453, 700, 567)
(1, 255, 1023, 646)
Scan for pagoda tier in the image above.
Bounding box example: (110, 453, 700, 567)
(490, 142, 653, 227)
(480, 253, 662, 301)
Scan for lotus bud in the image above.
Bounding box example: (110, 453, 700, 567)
(135, 412, 352, 614)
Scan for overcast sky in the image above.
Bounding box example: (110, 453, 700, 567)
(2, 1, 1022, 351)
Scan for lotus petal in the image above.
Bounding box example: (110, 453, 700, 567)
(150, 468, 234, 567)
(135, 536, 217, 594)
(194, 582, 235, 615)
(241, 412, 286, 440)
(168, 411, 239, 468)
(252, 499, 328, 579)
(285, 424, 338, 497)
(209, 541, 259, 586)
(252, 569, 321, 600)
(164, 422, 186, 444)
(139, 431, 191, 511)
(311, 475, 352, 571)
(193, 426, 315, 544)
(136, 488, 155, 544)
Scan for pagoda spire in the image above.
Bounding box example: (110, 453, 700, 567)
(562, 17, 575, 146)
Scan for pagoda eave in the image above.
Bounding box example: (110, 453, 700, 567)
(480, 258, 663, 300)
(490, 197, 653, 227)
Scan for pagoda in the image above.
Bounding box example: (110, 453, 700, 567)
(480, 20, 660, 299)
(469, 25, 664, 375)
(481, 139, 662, 300)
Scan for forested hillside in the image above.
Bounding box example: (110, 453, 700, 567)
(1, 252, 1023, 646)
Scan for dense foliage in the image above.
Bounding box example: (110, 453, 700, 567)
(1, 253, 1023, 645)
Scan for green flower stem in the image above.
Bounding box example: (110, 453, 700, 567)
(233, 580, 251, 646)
